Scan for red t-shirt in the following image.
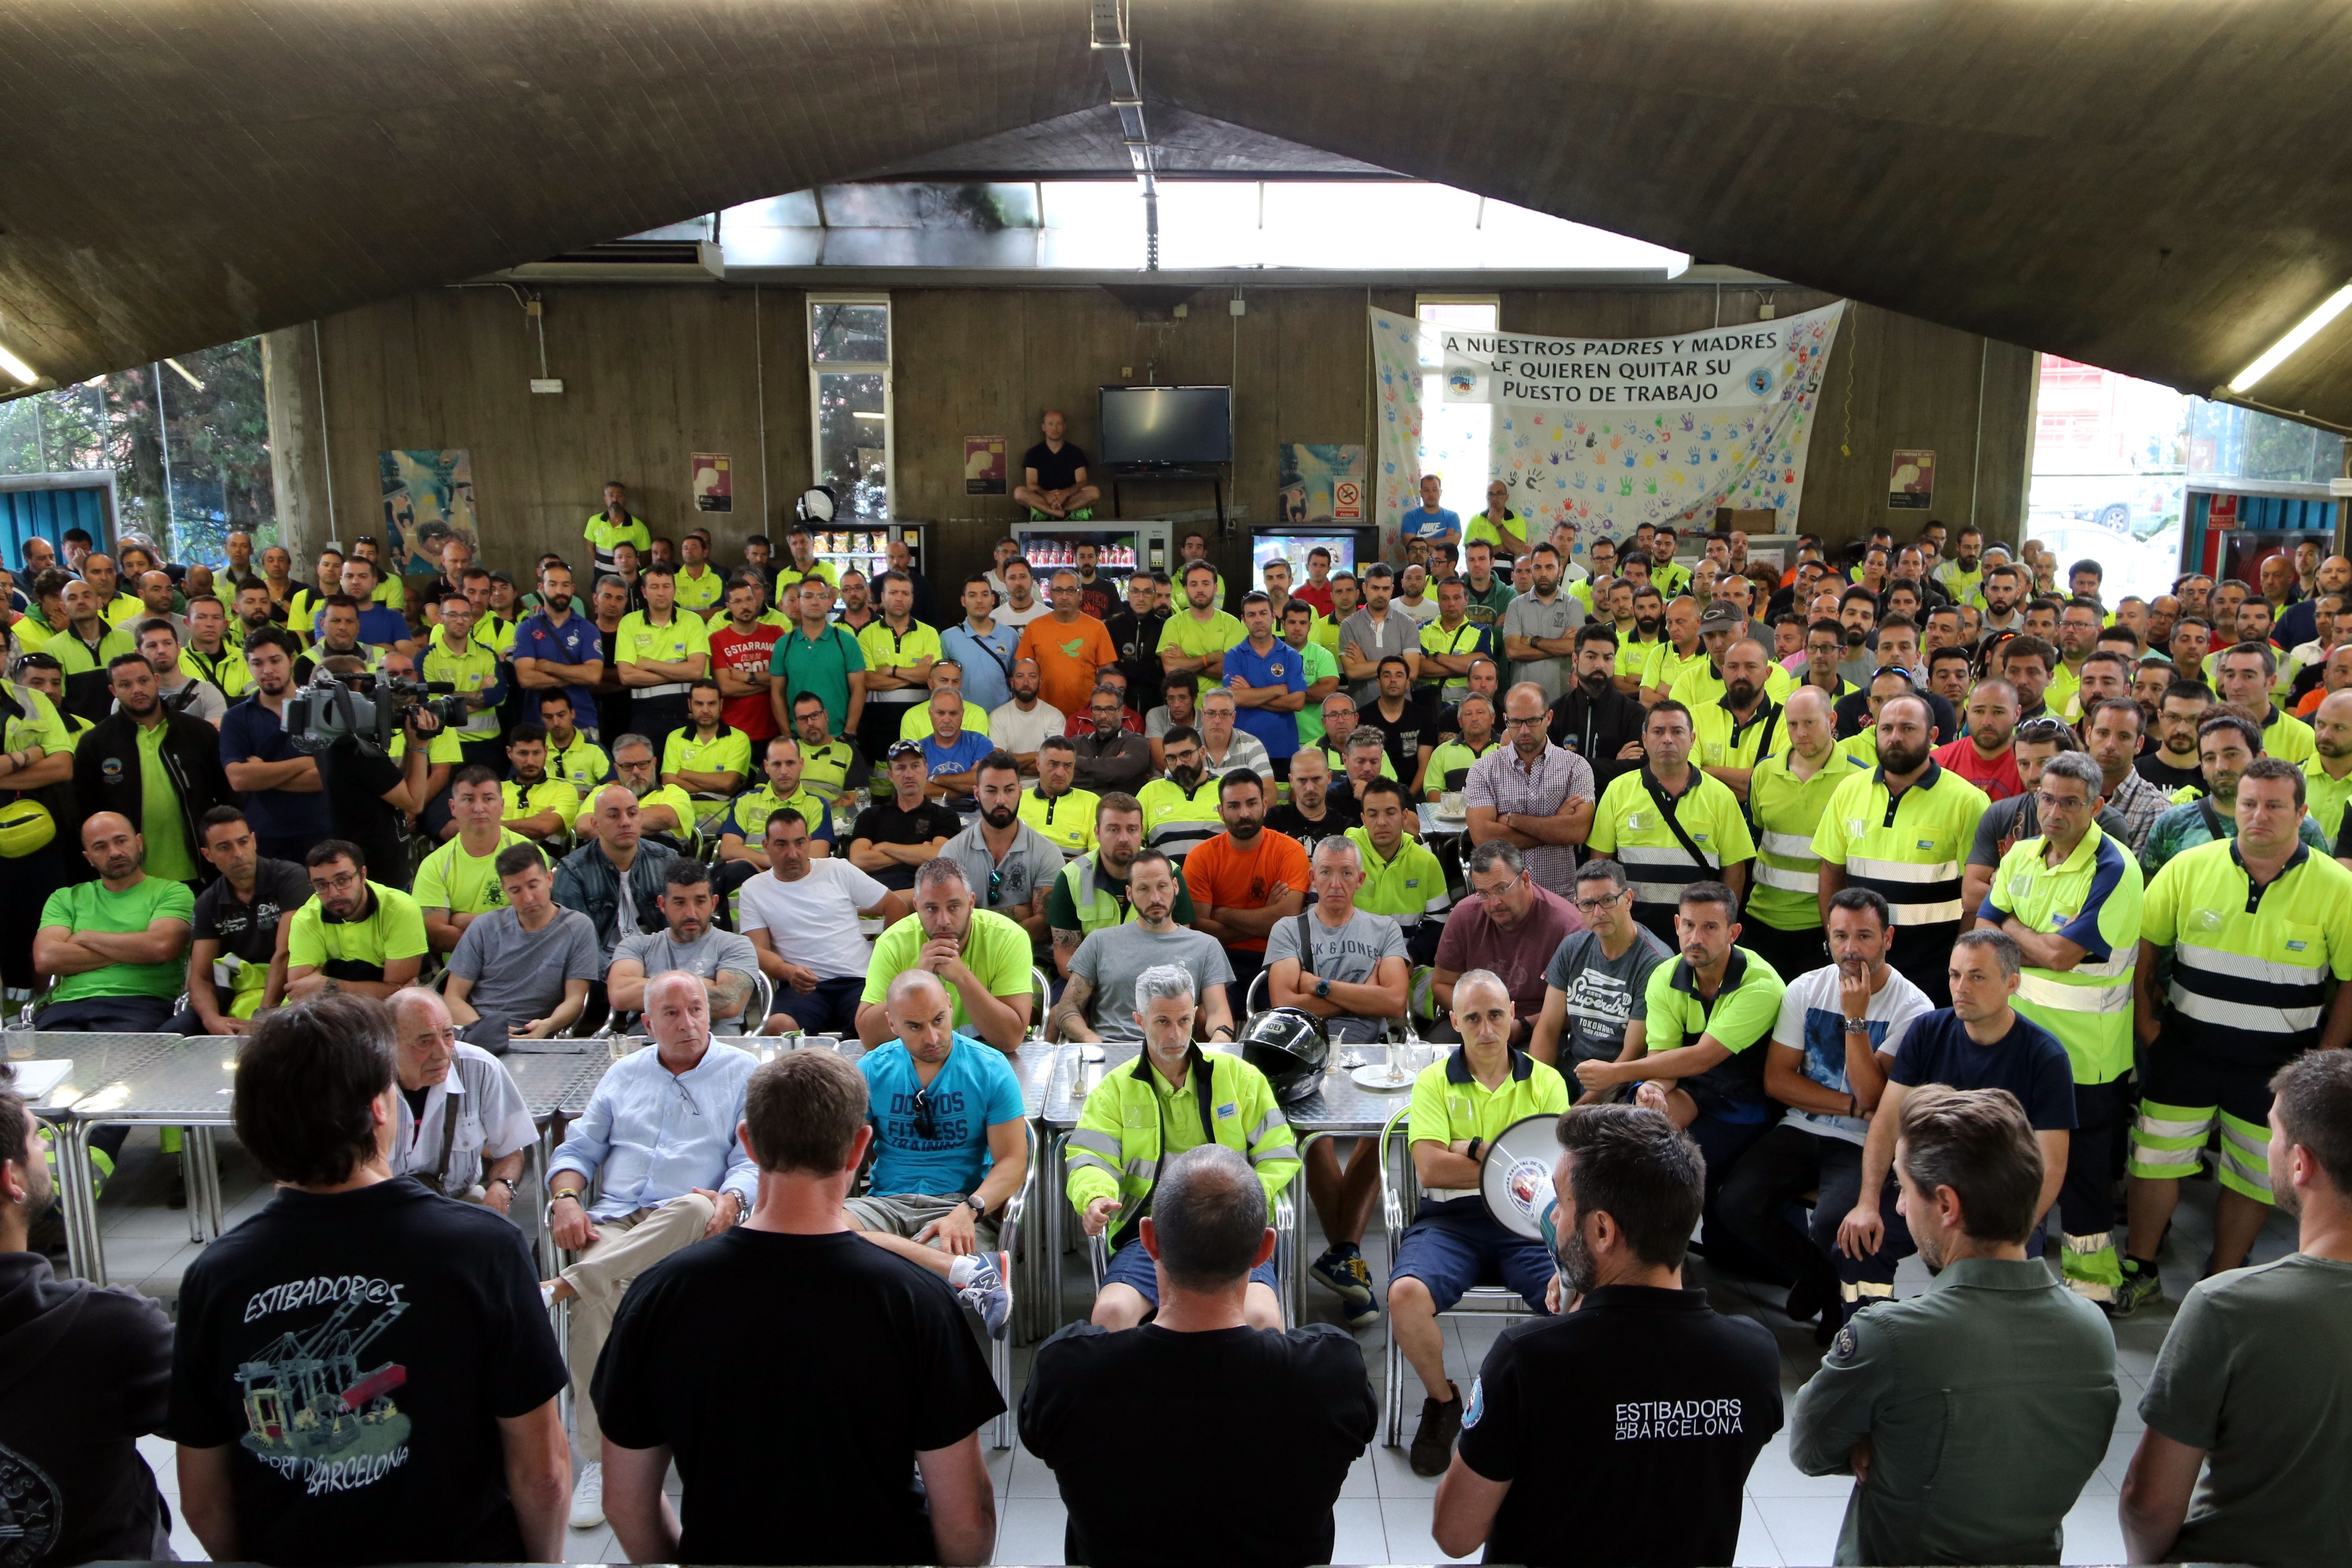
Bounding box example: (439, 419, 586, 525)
(1182, 829, 1311, 953)
(1433, 884, 1587, 1024)
(708, 621, 784, 740)
(1292, 581, 1335, 615)
(1931, 736, 2022, 802)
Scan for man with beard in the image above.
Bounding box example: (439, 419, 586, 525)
(1102, 568, 1170, 719)
(1612, 582, 1668, 695)
(2302, 688, 2352, 854)
(1048, 791, 1203, 977)
(607, 858, 758, 1029)
(1740, 686, 1869, 984)
(1639, 594, 1707, 705)
(1498, 541, 1582, 703)
(75, 652, 235, 886)
(1793, 1086, 2116, 1564)
(1688, 635, 1786, 803)
(942, 751, 1063, 952)
(512, 562, 605, 740)
(1977, 562, 2026, 638)
(1135, 725, 1222, 861)
(1815, 692, 1989, 1008)
(855, 856, 1033, 1053)
(829, 566, 875, 634)
(444, 843, 601, 1044)
(1264, 743, 1357, 847)
(1932, 524, 1986, 606)
(1460, 537, 1516, 631)
(1181, 765, 1310, 1008)
(171, 806, 309, 1034)
(1055, 848, 1234, 1045)
(2047, 597, 2102, 716)
(1070, 682, 1152, 795)
(1385, 970, 1571, 1473)
(1467, 680, 1597, 899)
(1833, 587, 1881, 689)
(1932, 674, 2025, 801)
(1585, 701, 1751, 943)
(283, 837, 428, 999)
(218, 628, 333, 864)
(2140, 712, 2334, 877)
(2275, 552, 2352, 650)
(46, 576, 139, 721)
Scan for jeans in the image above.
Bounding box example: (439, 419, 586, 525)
(1684, 1110, 1783, 1283)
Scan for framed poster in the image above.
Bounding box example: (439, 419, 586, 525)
(965, 437, 1008, 496)
(1888, 449, 1936, 510)
(1278, 443, 1367, 524)
(378, 449, 475, 575)
(692, 453, 732, 513)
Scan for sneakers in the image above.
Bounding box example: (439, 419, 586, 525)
(2110, 1266, 2164, 1319)
(956, 1250, 1015, 1341)
(568, 1461, 605, 1530)
(1409, 1382, 1463, 1477)
(1310, 1244, 1380, 1327)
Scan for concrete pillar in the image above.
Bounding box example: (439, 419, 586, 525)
(261, 323, 333, 562)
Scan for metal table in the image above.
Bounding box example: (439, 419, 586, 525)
(11, 1032, 190, 1280)
(54, 1036, 244, 1285)
(1417, 803, 1470, 841)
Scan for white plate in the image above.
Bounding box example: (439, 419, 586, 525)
(4, 1060, 73, 1105)
(1350, 1063, 1415, 1091)
(1427, 810, 1468, 827)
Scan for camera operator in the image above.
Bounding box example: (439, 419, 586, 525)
(306, 655, 443, 892)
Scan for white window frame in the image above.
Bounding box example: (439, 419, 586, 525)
(806, 292, 895, 518)
(1414, 294, 1500, 492)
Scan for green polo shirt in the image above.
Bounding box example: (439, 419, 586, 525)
(584, 510, 653, 562)
(411, 830, 544, 917)
(39, 876, 195, 1001)
(1812, 761, 1990, 932)
(0, 684, 70, 762)
(1157, 610, 1246, 663)
(672, 564, 728, 616)
(2304, 756, 2352, 846)
(858, 907, 1034, 1033)
(798, 738, 865, 804)
(502, 777, 578, 827)
(1585, 767, 1756, 928)
(1639, 640, 1707, 694)
(286, 882, 429, 978)
(575, 780, 699, 835)
(422, 632, 503, 739)
(852, 620, 938, 722)
(2142, 839, 2352, 1073)
(718, 783, 831, 845)
(2263, 705, 2316, 765)
(1668, 660, 1798, 712)
(1745, 747, 1869, 932)
(46, 623, 136, 681)
(1643, 947, 1786, 1115)
(1690, 696, 1788, 775)
(1294, 640, 1339, 747)
(663, 725, 753, 808)
(1020, 786, 1100, 856)
(1985, 823, 2143, 1083)
(134, 721, 197, 883)
(898, 700, 991, 743)
(1417, 618, 1490, 699)
(546, 734, 611, 798)
(1426, 738, 1500, 797)
(1406, 1047, 1570, 1200)
(772, 621, 870, 736)
(1345, 826, 1450, 928)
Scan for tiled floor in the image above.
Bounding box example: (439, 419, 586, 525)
(99, 1127, 2288, 1566)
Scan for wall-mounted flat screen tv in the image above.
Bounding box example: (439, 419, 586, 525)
(1099, 385, 1232, 466)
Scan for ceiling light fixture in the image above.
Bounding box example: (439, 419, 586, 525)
(0, 342, 36, 385)
(2228, 283, 2352, 393)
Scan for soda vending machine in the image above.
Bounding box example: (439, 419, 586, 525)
(1009, 521, 1174, 587)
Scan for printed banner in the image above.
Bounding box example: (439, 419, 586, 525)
(1371, 302, 1844, 543)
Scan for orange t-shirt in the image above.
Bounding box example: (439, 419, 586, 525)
(1017, 614, 1120, 717)
(1182, 829, 1311, 953)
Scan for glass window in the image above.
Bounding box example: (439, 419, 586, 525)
(1415, 298, 1498, 505)
(807, 296, 891, 518)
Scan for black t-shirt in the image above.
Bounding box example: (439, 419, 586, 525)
(1368, 691, 1441, 778)
(166, 1178, 567, 1566)
(191, 858, 313, 965)
(0, 1252, 174, 1565)
(1456, 1286, 1781, 1568)
(314, 741, 411, 892)
(1020, 1322, 1374, 1568)
(1106, 608, 1171, 710)
(1265, 799, 1359, 847)
(1024, 440, 1089, 493)
(1887, 1008, 2078, 1130)
(592, 1228, 1002, 1566)
(849, 797, 968, 890)
(2135, 751, 2204, 793)
(1834, 685, 1958, 744)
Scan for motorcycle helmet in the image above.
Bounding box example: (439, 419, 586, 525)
(0, 797, 54, 858)
(796, 485, 838, 526)
(1239, 1007, 1330, 1104)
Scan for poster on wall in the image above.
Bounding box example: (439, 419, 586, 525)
(378, 449, 475, 575)
(965, 438, 1008, 496)
(692, 453, 733, 513)
(1369, 303, 1845, 544)
(1276, 443, 1367, 524)
(1888, 449, 1936, 509)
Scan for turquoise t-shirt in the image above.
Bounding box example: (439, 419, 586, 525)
(857, 1034, 1026, 1196)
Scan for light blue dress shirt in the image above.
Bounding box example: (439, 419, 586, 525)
(939, 621, 1018, 712)
(551, 1038, 760, 1218)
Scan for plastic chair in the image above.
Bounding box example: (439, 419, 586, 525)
(1378, 1104, 1533, 1448)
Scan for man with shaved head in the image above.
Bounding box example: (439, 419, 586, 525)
(553, 782, 680, 992)
(1015, 408, 1100, 520)
(35, 810, 194, 1034)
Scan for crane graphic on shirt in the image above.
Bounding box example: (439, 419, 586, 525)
(235, 1287, 412, 1493)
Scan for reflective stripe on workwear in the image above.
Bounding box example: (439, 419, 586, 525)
(1814, 760, 1988, 930)
(1745, 748, 1867, 931)
(1986, 823, 2141, 1084)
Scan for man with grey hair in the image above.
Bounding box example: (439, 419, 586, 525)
(1530, 857, 1672, 1076)
(843, 969, 1026, 1336)
(385, 985, 534, 1209)
(1196, 685, 1273, 787)
(1023, 1141, 1375, 1568)
(1066, 964, 1302, 1332)
(1831, 928, 2078, 1326)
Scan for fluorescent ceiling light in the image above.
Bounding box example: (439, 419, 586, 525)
(0, 343, 36, 385)
(852, 410, 886, 420)
(2229, 283, 2352, 393)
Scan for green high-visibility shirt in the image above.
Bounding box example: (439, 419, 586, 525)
(1983, 823, 2142, 1084)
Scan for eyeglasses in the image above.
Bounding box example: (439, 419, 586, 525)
(311, 870, 361, 893)
(2035, 790, 2093, 813)
(1573, 889, 1629, 913)
(1503, 714, 1547, 731)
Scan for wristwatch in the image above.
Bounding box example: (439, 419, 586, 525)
(1314, 978, 1333, 1000)
(488, 1176, 517, 1197)
(1843, 1016, 1872, 1034)
(964, 1193, 988, 1220)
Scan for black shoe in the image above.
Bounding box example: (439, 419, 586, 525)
(1784, 1277, 1827, 1326)
(1409, 1383, 1462, 1477)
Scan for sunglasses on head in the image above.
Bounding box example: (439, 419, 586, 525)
(2017, 716, 2072, 742)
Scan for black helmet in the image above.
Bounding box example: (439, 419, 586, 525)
(1240, 1008, 1329, 1104)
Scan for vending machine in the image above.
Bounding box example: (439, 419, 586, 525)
(801, 522, 925, 586)
(1009, 520, 1174, 586)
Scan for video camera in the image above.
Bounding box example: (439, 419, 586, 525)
(284, 670, 473, 756)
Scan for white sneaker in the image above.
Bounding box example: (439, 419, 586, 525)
(568, 1460, 605, 1530)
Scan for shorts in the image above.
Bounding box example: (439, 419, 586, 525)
(2130, 1037, 2278, 1202)
(843, 1190, 1003, 1252)
(1100, 1235, 1276, 1307)
(769, 975, 864, 1037)
(1391, 1200, 1556, 1313)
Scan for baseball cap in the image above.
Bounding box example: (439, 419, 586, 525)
(1698, 601, 1746, 633)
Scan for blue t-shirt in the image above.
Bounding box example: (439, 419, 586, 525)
(923, 730, 993, 782)
(938, 623, 1018, 713)
(1886, 1007, 2077, 1131)
(354, 606, 411, 647)
(512, 609, 604, 730)
(1398, 505, 1462, 541)
(219, 695, 336, 841)
(1222, 635, 1307, 759)
(858, 1035, 1026, 1196)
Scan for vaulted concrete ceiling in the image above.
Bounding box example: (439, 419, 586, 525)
(6, 0, 2352, 428)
